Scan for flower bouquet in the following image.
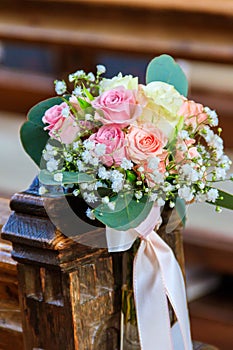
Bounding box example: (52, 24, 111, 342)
(20, 55, 233, 350)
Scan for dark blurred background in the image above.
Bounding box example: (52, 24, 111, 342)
(0, 1, 232, 349)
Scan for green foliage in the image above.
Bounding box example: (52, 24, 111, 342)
(146, 54, 188, 97)
(20, 97, 66, 167)
(208, 189, 233, 210)
(39, 170, 95, 185)
(94, 193, 153, 231)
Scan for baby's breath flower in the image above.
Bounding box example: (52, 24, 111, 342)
(54, 80, 66, 95)
(87, 72, 95, 82)
(83, 139, 96, 151)
(96, 64, 106, 75)
(76, 160, 87, 172)
(157, 198, 165, 206)
(178, 186, 194, 202)
(135, 191, 143, 200)
(98, 166, 110, 180)
(95, 143, 106, 157)
(47, 158, 59, 172)
(121, 158, 133, 170)
(54, 173, 63, 182)
(73, 189, 80, 196)
(86, 207, 95, 220)
(102, 196, 109, 204)
(39, 186, 48, 195)
(83, 192, 98, 203)
(72, 86, 82, 96)
(206, 188, 219, 203)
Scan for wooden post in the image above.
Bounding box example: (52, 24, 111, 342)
(2, 183, 122, 350)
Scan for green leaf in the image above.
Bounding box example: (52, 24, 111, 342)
(146, 54, 188, 97)
(208, 189, 233, 210)
(94, 193, 153, 231)
(77, 97, 92, 109)
(82, 85, 94, 101)
(20, 123, 49, 167)
(39, 170, 95, 185)
(175, 197, 186, 226)
(20, 96, 68, 166)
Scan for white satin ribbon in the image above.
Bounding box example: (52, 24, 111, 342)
(106, 205, 193, 350)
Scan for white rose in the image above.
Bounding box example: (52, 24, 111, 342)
(140, 82, 184, 138)
(99, 73, 138, 92)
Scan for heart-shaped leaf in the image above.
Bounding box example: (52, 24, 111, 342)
(20, 97, 67, 167)
(146, 54, 188, 96)
(94, 193, 153, 231)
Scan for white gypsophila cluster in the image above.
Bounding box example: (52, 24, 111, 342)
(82, 150, 99, 166)
(83, 139, 96, 151)
(149, 171, 165, 185)
(83, 191, 98, 203)
(147, 157, 160, 171)
(96, 64, 106, 75)
(47, 158, 59, 172)
(204, 107, 218, 127)
(76, 160, 87, 172)
(72, 86, 82, 96)
(69, 70, 85, 82)
(98, 166, 111, 180)
(54, 173, 63, 182)
(179, 163, 200, 183)
(178, 186, 194, 202)
(162, 182, 175, 193)
(95, 143, 106, 157)
(86, 207, 95, 220)
(157, 198, 165, 206)
(87, 72, 95, 82)
(110, 170, 124, 193)
(195, 192, 207, 202)
(199, 126, 214, 143)
(43, 148, 57, 161)
(214, 167, 227, 180)
(179, 130, 190, 140)
(85, 113, 94, 121)
(39, 186, 48, 195)
(206, 188, 219, 202)
(54, 80, 67, 95)
(135, 191, 143, 200)
(73, 189, 80, 196)
(121, 158, 133, 170)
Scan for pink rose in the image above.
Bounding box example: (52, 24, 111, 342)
(126, 123, 167, 164)
(42, 102, 80, 144)
(89, 124, 127, 166)
(92, 86, 142, 127)
(178, 99, 208, 128)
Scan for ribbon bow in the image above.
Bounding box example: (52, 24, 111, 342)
(106, 205, 192, 350)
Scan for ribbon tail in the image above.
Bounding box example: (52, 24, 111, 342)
(133, 239, 173, 350)
(150, 231, 193, 350)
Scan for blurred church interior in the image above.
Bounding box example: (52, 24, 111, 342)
(0, 1, 232, 349)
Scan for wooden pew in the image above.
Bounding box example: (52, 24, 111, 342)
(0, 198, 23, 349)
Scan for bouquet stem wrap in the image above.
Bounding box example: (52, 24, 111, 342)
(106, 205, 192, 350)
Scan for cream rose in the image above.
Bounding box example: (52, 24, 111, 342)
(100, 73, 138, 92)
(139, 82, 184, 138)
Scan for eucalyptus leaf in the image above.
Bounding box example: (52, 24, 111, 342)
(94, 193, 153, 231)
(146, 54, 188, 97)
(39, 170, 95, 185)
(208, 189, 233, 210)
